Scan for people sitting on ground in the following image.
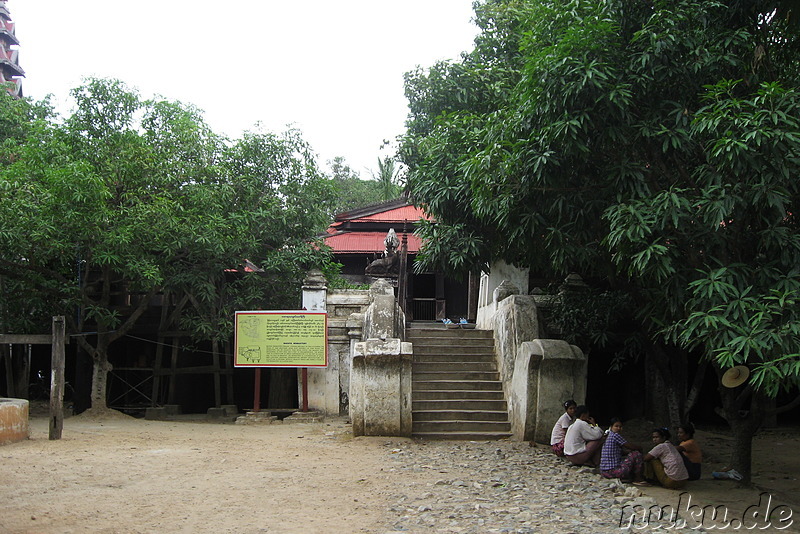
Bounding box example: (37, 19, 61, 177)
(676, 422, 702, 481)
(643, 427, 689, 489)
(563, 405, 605, 467)
(549, 399, 577, 456)
(599, 417, 646, 484)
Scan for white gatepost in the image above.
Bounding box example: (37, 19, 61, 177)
(300, 270, 339, 415)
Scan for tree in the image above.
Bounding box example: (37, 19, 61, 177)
(401, 0, 800, 484)
(371, 156, 402, 201)
(327, 156, 386, 213)
(0, 78, 336, 411)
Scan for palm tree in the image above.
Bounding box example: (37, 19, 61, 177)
(372, 156, 401, 201)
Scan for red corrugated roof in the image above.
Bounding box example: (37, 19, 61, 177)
(330, 204, 431, 229)
(324, 231, 423, 253)
(350, 205, 430, 223)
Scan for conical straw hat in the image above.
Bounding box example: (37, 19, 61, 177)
(721, 365, 750, 388)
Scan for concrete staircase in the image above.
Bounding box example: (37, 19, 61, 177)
(407, 325, 511, 440)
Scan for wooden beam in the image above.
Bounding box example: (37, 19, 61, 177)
(0, 334, 52, 344)
(155, 366, 234, 376)
(212, 340, 221, 408)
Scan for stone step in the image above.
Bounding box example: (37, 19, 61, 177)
(411, 430, 513, 441)
(407, 332, 493, 342)
(413, 389, 506, 401)
(412, 420, 512, 433)
(412, 379, 503, 391)
(413, 399, 508, 411)
(413, 370, 500, 381)
(409, 325, 510, 441)
(407, 332, 494, 342)
(413, 349, 495, 359)
(413, 361, 497, 372)
(413, 409, 510, 422)
(413, 354, 497, 366)
(412, 345, 495, 356)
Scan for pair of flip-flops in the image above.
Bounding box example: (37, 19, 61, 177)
(712, 469, 743, 481)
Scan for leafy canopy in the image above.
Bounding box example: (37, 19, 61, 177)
(0, 78, 337, 346)
(401, 0, 800, 395)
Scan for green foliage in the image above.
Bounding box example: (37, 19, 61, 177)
(401, 0, 800, 395)
(327, 156, 387, 213)
(667, 265, 800, 396)
(0, 78, 338, 398)
(371, 156, 402, 201)
(548, 286, 635, 353)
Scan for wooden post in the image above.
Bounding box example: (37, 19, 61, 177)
(468, 271, 480, 323)
(253, 368, 261, 412)
(49, 316, 65, 440)
(301, 368, 308, 412)
(224, 340, 235, 405)
(398, 230, 408, 318)
(167, 339, 179, 404)
(212, 339, 221, 408)
(2, 343, 13, 397)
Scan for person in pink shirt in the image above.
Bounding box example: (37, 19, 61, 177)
(549, 399, 577, 456)
(644, 427, 689, 489)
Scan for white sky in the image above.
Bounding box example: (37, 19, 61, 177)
(9, 1, 478, 177)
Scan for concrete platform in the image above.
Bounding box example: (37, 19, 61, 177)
(282, 410, 325, 423)
(235, 411, 279, 425)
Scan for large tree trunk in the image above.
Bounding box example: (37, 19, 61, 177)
(70, 281, 160, 412)
(715, 367, 768, 487)
(728, 414, 760, 486)
(88, 333, 113, 410)
(2, 343, 30, 398)
(90, 355, 112, 409)
(647, 343, 687, 430)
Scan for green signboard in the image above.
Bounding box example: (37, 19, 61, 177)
(234, 311, 328, 367)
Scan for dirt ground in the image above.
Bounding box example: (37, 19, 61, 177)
(1, 408, 798, 533)
(1, 409, 401, 534)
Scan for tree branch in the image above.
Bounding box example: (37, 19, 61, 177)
(108, 285, 162, 344)
(684, 359, 709, 420)
(769, 394, 800, 416)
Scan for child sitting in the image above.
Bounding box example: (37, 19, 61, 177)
(676, 422, 702, 481)
(644, 427, 689, 489)
(599, 417, 646, 484)
(549, 400, 577, 456)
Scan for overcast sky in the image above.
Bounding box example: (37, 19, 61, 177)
(9, 1, 478, 176)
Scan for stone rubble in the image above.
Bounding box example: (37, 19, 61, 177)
(373, 439, 705, 534)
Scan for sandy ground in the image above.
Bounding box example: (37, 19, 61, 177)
(1, 409, 798, 534)
(1, 411, 404, 534)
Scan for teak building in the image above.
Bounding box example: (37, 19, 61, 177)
(324, 198, 470, 322)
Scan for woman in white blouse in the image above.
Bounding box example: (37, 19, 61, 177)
(563, 405, 605, 467)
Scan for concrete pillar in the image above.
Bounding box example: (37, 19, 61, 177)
(477, 260, 529, 329)
(301, 269, 327, 312)
(510, 340, 586, 443)
(349, 278, 412, 437)
(350, 339, 413, 437)
(301, 270, 338, 414)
